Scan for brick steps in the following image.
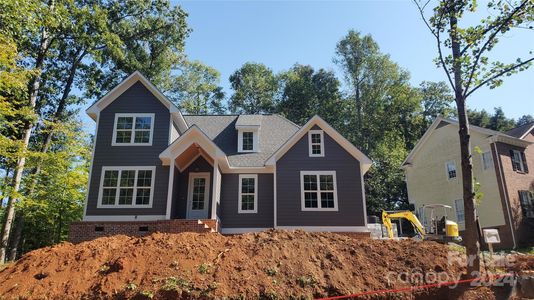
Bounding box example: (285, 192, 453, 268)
(68, 219, 219, 244)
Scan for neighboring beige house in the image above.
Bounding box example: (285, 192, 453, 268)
(402, 117, 534, 249)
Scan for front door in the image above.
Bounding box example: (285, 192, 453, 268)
(186, 173, 210, 219)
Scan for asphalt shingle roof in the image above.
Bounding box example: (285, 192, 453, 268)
(183, 114, 299, 167)
(505, 121, 534, 139)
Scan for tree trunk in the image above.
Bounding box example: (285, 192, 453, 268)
(8, 213, 23, 261)
(0, 3, 53, 262)
(450, 11, 480, 277)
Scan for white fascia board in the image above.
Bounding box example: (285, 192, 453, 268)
(265, 115, 372, 174)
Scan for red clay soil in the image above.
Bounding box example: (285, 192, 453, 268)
(0, 230, 516, 299)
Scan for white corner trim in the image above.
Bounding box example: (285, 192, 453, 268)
(220, 228, 268, 234)
(361, 170, 368, 226)
(273, 165, 277, 228)
(165, 163, 175, 219)
(276, 226, 370, 232)
(111, 113, 155, 146)
(83, 215, 166, 222)
(97, 166, 156, 209)
(211, 161, 220, 219)
(300, 171, 338, 211)
(238, 174, 258, 214)
(308, 130, 325, 157)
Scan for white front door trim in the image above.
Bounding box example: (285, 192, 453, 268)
(186, 172, 211, 219)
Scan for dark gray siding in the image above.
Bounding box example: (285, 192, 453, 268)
(220, 174, 274, 228)
(86, 82, 170, 216)
(276, 125, 365, 226)
(171, 156, 213, 219)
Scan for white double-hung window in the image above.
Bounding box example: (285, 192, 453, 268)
(238, 174, 257, 213)
(481, 151, 493, 170)
(445, 160, 457, 180)
(112, 113, 155, 146)
(98, 166, 156, 208)
(300, 171, 338, 211)
(308, 130, 324, 157)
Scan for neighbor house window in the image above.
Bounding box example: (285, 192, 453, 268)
(308, 130, 324, 157)
(300, 171, 338, 211)
(238, 174, 257, 213)
(519, 191, 534, 218)
(445, 161, 457, 180)
(454, 199, 465, 224)
(511, 150, 528, 173)
(98, 166, 155, 207)
(481, 151, 493, 171)
(112, 113, 154, 146)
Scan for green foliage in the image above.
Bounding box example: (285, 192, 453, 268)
(229, 62, 279, 114)
(516, 115, 534, 127)
(197, 263, 211, 274)
(468, 107, 516, 131)
(169, 60, 225, 114)
(296, 275, 317, 288)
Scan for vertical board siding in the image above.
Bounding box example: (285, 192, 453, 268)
(86, 82, 171, 216)
(276, 125, 365, 226)
(220, 174, 274, 228)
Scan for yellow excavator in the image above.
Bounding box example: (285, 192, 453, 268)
(382, 204, 462, 243)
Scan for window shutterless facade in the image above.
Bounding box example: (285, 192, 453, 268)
(238, 174, 258, 213)
(112, 113, 155, 146)
(445, 160, 457, 180)
(481, 151, 494, 171)
(98, 166, 156, 208)
(300, 171, 338, 211)
(308, 130, 324, 157)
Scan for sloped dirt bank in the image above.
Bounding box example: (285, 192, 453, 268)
(0, 230, 527, 299)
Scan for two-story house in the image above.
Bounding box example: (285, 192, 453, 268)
(68, 71, 372, 243)
(402, 116, 534, 249)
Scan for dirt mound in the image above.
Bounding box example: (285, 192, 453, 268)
(0, 230, 466, 299)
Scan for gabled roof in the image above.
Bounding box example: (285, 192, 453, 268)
(159, 125, 226, 166)
(265, 115, 373, 174)
(86, 71, 188, 131)
(401, 116, 532, 168)
(506, 121, 534, 139)
(183, 114, 299, 167)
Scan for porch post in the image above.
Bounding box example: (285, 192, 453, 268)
(165, 161, 175, 220)
(211, 160, 220, 219)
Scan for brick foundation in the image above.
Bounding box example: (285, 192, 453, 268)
(68, 219, 218, 244)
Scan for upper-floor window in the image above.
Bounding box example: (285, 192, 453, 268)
(308, 130, 324, 157)
(445, 160, 457, 180)
(300, 171, 338, 211)
(112, 113, 154, 146)
(481, 151, 494, 171)
(511, 150, 528, 173)
(238, 174, 257, 213)
(519, 191, 534, 218)
(98, 166, 155, 208)
(238, 130, 258, 152)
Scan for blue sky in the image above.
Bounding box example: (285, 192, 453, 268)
(174, 0, 533, 118)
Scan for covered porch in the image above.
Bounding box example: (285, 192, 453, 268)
(160, 126, 224, 223)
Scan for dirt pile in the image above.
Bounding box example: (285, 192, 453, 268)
(0, 230, 470, 299)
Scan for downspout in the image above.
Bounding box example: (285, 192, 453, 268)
(492, 142, 516, 249)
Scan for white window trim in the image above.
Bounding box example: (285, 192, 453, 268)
(512, 150, 525, 172)
(445, 160, 457, 181)
(238, 174, 258, 213)
(454, 198, 465, 226)
(300, 171, 338, 211)
(237, 129, 259, 153)
(97, 166, 156, 208)
(112, 113, 155, 146)
(308, 130, 325, 157)
(481, 151, 493, 171)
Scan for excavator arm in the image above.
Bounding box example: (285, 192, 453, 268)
(381, 211, 426, 239)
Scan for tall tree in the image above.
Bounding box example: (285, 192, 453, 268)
(418, 81, 455, 128)
(278, 64, 344, 127)
(169, 60, 225, 114)
(414, 0, 534, 275)
(228, 62, 279, 114)
(516, 114, 534, 127)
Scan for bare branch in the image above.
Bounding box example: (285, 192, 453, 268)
(465, 57, 534, 97)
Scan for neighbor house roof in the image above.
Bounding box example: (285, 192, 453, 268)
(401, 116, 532, 168)
(183, 114, 300, 167)
(505, 121, 534, 139)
